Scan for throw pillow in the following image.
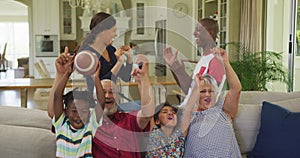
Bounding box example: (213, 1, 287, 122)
(249, 101, 300, 158)
(233, 103, 262, 154)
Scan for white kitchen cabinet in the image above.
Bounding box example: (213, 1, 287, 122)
(33, 0, 59, 35)
(130, 0, 159, 40)
(197, 0, 240, 59)
(60, 0, 76, 40)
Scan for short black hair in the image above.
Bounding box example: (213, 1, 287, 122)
(154, 102, 178, 121)
(63, 89, 95, 108)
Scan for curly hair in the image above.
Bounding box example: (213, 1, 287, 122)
(63, 88, 95, 108)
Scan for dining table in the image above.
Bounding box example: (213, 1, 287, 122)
(0, 76, 178, 108)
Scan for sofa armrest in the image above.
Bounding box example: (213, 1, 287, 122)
(0, 124, 56, 158)
(0, 106, 52, 130)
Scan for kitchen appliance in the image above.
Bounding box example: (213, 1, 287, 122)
(154, 19, 167, 76)
(35, 35, 59, 57)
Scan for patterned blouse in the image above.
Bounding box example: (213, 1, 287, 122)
(184, 100, 241, 158)
(146, 126, 185, 158)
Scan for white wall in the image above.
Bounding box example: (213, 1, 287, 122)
(166, 0, 197, 76)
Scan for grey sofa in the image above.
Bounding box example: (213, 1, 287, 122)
(0, 106, 55, 158)
(0, 91, 300, 158)
(234, 91, 300, 157)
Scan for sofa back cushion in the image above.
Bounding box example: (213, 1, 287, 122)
(248, 101, 300, 158)
(0, 106, 52, 130)
(239, 91, 300, 104)
(234, 95, 300, 154)
(234, 103, 262, 154)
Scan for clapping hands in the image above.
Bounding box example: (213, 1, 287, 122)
(131, 54, 149, 83)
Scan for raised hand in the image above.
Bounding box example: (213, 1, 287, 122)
(121, 45, 133, 63)
(55, 47, 73, 75)
(114, 48, 124, 60)
(211, 47, 228, 63)
(131, 54, 149, 83)
(194, 73, 204, 90)
(163, 47, 178, 66)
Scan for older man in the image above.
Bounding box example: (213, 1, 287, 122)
(92, 54, 154, 158)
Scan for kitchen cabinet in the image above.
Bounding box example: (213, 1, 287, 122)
(197, 0, 218, 19)
(131, 0, 164, 40)
(60, 0, 76, 40)
(33, 0, 59, 35)
(197, 0, 240, 49)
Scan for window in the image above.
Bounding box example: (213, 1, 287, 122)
(0, 22, 29, 69)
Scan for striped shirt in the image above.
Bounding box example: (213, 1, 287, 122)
(53, 110, 99, 158)
(184, 100, 241, 158)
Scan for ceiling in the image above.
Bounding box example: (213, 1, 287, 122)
(0, 0, 27, 16)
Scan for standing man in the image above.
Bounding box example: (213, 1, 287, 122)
(163, 18, 226, 106)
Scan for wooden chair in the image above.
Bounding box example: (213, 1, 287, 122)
(0, 42, 8, 72)
(34, 59, 50, 78)
(33, 59, 51, 100)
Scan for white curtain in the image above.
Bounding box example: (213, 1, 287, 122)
(240, 0, 264, 53)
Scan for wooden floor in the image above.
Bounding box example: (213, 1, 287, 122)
(0, 88, 48, 111)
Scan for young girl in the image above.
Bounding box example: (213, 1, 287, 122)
(52, 53, 104, 157)
(146, 102, 187, 157)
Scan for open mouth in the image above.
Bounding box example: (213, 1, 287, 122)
(74, 119, 82, 125)
(104, 99, 114, 106)
(167, 115, 174, 120)
(204, 98, 211, 103)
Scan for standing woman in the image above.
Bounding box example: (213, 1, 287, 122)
(47, 12, 132, 118)
(182, 47, 242, 158)
(77, 12, 133, 93)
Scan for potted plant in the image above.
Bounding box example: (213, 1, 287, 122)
(222, 42, 289, 91)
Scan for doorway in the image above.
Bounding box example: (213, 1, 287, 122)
(0, 0, 29, 78)
(265, 0, 300, 91)
(293, 0, 300, 91)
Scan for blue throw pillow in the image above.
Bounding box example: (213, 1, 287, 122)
(249, 101, 300, 158)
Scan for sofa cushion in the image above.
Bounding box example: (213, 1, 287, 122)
(248, 101, 300, 158)
(0, 124, 56, 158)
(234, 103, 262, 154)
(234, 94, 300, 154)
(272, 98, 300, 112)
(239, 91, 300, 104)
(0, 106, 52, 130)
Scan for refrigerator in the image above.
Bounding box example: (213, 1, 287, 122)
(154, 19, 167, 76)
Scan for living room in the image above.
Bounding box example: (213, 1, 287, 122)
(0, 0, 299, 92)
(0, 0, 300, 157)
(0, 0, 299, 105)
